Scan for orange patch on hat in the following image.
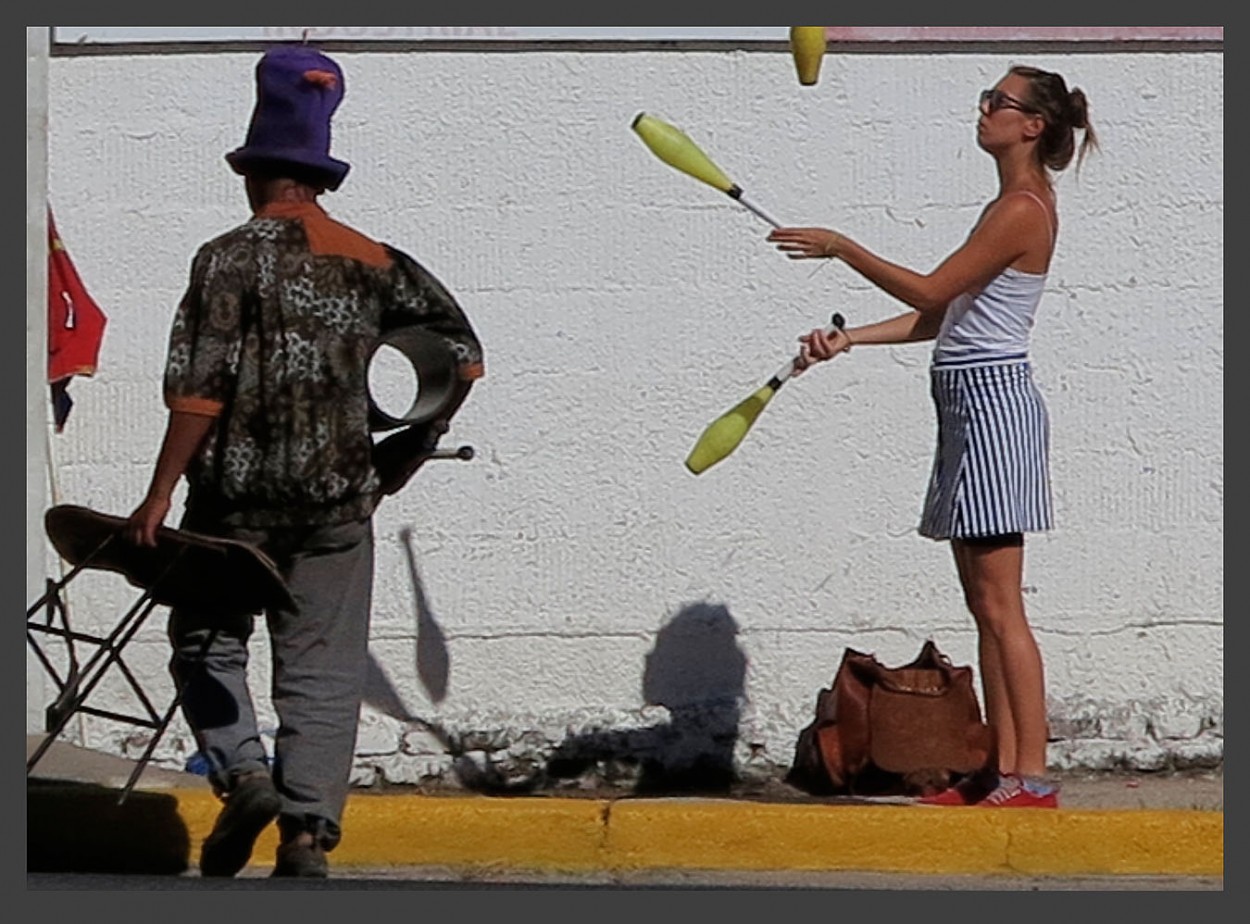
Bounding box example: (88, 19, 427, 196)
(303, 69, 338, 89)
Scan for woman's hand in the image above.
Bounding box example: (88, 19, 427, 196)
(794, 325, 853, 375)
(768, 227, 844, 261)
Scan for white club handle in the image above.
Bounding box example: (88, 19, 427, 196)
(735, 193, 782, 228)
(725, 187, 782, 228)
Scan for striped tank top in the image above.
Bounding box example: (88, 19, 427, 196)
(931, 191, 1054, 369)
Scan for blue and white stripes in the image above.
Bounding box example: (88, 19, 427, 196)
(919, 360, 1053, 540)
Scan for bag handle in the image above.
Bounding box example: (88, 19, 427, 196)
(849, 640, 965, 696)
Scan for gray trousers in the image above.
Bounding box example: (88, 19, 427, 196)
(169, 514, 374, 849)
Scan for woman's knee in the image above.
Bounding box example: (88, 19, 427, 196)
(963, 583, 1028, 634)
(955, 534, 1025, 628)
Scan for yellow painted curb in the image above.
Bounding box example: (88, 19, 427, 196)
(169, 791, 1223, 878)
(176, 791, 608, 872)
(337, 793, 607, 869)
(605, 800, 1224, 877)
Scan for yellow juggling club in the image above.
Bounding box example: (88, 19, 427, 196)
(789, 27, 827, 87)
(686, 313, 846, 475)
(631, 112, 782, 228)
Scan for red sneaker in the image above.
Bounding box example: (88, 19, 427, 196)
(976, 775, 1059, 808)
(915, 771, 998, 806)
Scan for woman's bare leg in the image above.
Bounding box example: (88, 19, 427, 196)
(952, 536, 1049, 777)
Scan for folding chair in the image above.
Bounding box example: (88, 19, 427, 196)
(26, 504, 294, 804)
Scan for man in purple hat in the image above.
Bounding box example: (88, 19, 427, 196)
(124, 45, 484, 878)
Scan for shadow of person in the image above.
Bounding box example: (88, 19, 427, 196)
(546, 602, 748, 796)
(27, 780, 192, 874)
(361, 535, 750, 797)
(636, 602, 746, 794)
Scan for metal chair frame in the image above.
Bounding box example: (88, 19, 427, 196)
(27, 531, 217, 804)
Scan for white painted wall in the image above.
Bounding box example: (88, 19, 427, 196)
(35, 44, 1222, 782)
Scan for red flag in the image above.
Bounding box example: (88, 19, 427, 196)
(47, 207, 107, 432)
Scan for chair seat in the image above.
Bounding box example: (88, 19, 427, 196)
(45, 505, 294, 616)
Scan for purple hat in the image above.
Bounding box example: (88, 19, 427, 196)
(226, 46, 350, 190)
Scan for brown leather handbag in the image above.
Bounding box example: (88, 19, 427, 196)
(786, 640, 992, 797)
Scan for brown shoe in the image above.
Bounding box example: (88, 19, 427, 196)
(272, 831, 329, 879)
(200, 772, 281, 877)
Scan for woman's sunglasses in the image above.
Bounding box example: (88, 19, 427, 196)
(979, 88, 1039, 115)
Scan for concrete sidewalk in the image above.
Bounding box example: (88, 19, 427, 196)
(26, 735, 1223, 880)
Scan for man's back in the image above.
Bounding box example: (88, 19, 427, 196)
(168, 201, 402, 528)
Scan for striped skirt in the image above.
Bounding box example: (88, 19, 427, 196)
(918, 361, 1053, 540)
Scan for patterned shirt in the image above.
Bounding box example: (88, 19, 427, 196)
(164, 201, 483, 528)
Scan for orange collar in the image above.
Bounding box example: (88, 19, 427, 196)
(255, 201, 327, 221)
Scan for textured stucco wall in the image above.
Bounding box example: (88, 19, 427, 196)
(35, 45, 1222, 785)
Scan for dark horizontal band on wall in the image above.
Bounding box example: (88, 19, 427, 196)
(50, 39, 1225, 57)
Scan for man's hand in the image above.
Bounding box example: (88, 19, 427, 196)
(124, 493, 172, 547)
(122, 409, 215, 546)
(373, 420, 448, 496)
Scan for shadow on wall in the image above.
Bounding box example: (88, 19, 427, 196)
(361, 527, 452, 740)
(548, 601, 748, 794)
(362, 526, 448, 720)
(362, 534, 749, 795)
